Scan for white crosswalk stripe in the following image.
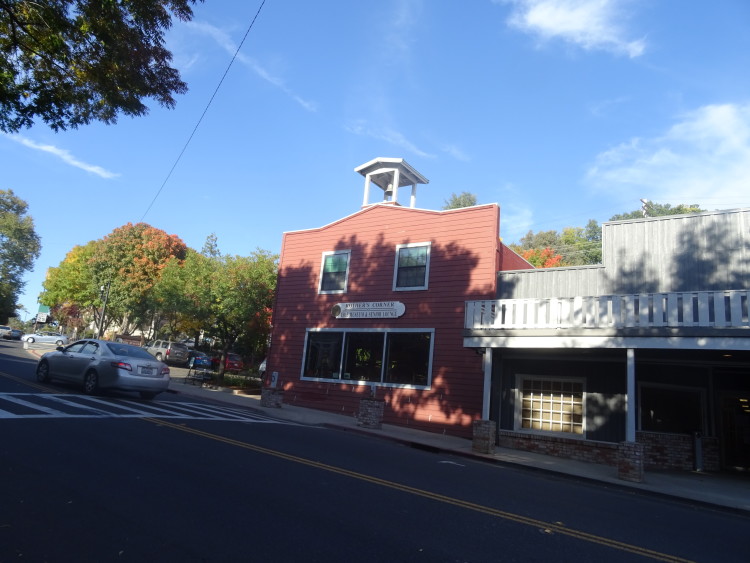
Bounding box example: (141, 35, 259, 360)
(0, 393, 292, 423)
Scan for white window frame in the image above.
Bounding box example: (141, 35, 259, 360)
(514, 375, 586, 438)
(318, 249, 351, 294)
(392, 242, 431, 291)
(300, 328, 434, 390)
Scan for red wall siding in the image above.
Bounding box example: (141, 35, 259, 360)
(268, 204, 501, 438)
(499, 243, 533, 271)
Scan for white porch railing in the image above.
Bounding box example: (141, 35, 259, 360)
(465, 290, 750, 330)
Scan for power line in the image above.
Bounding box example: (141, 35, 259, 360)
(140, 0, 267, 222)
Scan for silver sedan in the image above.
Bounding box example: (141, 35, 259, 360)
(36, 339, 170, 399)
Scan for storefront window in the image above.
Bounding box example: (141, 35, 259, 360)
(384, 332, 431, 386)
(302, 329, 433, 388)
(639, 385, 704, 434)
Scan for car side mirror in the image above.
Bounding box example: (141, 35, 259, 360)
(56, 346, 65, 352)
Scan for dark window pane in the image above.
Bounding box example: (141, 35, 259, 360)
(342, 333, 384, 382)
(304, 332, 343, 378)
(640, 387, 703, 433)
(384, 332, 431, 385)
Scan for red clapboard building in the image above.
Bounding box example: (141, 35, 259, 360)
(264, 157, 529, 437)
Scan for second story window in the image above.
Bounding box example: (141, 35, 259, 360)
(393, 242, 430, 291)
(319, 250, 351, 294)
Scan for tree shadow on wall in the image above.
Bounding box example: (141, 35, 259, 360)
(672, 216, 750, 292)
(272, 229, 496, 433)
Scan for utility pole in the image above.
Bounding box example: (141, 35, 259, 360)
(97, 281, 111, 339)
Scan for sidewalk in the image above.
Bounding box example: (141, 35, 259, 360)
(167, 375, 750, 515)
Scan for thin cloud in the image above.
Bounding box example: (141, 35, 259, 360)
(586, 103, 750, 208)
(499, 0, 646, 58)
(346, 120, 435, 158)
(384, 0, 422, 61)
(5, 135, 119, 178)
(441, 144, 471, 162)
(589, 95, 630, 117)
(186, 20, 317, 112)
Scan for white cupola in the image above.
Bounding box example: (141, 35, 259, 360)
(355, 157, 429, 208)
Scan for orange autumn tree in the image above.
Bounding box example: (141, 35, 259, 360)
(88, 223, 187, 337)
(521, 247, 563, 268)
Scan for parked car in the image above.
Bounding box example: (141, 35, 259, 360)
(209, 352, 245, 373)
(187, 350, 212, 369)
(0, 325, 11, 339)
(145, 340, 189, 366)
(36, 339, 170, 399)
(225, 353, 244, 374)
(7, 329, 22, 340)
(21, 331, 69, 346)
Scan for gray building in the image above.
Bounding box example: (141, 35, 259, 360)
(464, 208, 750, 478)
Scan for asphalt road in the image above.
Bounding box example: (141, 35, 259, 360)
(1, 340, 748, 562)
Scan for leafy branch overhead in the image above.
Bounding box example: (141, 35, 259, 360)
(0, 0, 202, 132)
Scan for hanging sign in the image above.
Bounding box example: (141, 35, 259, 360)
(332, 301, 406, 319)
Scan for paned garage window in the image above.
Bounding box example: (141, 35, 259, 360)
(516, 377, 584, 435)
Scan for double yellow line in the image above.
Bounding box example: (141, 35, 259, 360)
(147, 418, 694, 563)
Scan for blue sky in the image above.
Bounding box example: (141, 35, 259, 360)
(3, 0, 750, 319)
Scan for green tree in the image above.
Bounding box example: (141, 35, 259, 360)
(41, 240, 99, 334)
(442, 192, 478, 210)
(0, 189, 40, 321)
(609, 202, 704, 221)
(151, 235, 278, 381)
(207, 249, 277, 382)
(0, 0, 201, 133)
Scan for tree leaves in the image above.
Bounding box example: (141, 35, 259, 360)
(0, 0, 201, 132)
(0, 189, 40, 320)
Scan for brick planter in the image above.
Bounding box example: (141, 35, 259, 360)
(260, 388, 284, 408)
(357, 398, 384, 429)
(472, 420, 496, 454)
(617, 441, 644, 482)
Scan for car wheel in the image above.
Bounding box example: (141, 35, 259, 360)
(155, 353, 163, 361)
(55, 340, 64, 346)
(27, 337, 35, 343)
(83, 370, 99, 395)
(36, 361, 50, 383)
(140, 392, 158, 400)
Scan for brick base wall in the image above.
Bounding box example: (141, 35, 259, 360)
(497, 431, 619, 466)
(497, 430, 721, 472)
(636, 431, 720, 471)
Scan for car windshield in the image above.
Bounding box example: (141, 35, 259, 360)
(106, 343, 157, 360)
